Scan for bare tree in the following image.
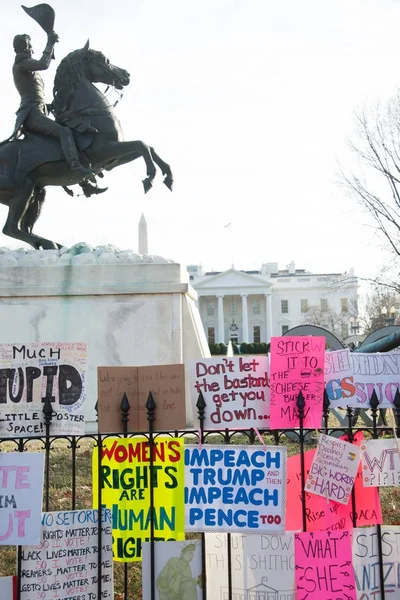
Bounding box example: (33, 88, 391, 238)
(303, 305, 355, 337)
(360, 287, 400, 335)
(341, 95, 400, 291)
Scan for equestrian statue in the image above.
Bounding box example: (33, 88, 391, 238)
(0, 4, 173, 250)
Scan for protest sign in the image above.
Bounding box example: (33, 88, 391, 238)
(142, 540, 202, 600)
(93, 437, 185, 562)
(0, 342, 87, 437)
(0, 451, 44, 545)
(324, 351, 400, 408)
(270, 336, 325, 428)
(286, 433, 382, 532)
(205, 532, 295, 599)
(97, 364, 186, 433)
(352, 525, 400, 600)
(20, 508, 113, 600)
(361, 438, 400, 487)
(325, 349, 353, 407)
(295, 530, 356, 600)
(306, 434, 360, 504)
(190, 356, 270, 430)
(0, 577, 16, 600)
(185, 445, 286, 533)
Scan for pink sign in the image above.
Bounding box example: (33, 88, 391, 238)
(270, 336, 325, 428)
(286, 433, 382, 532)
(295, 530, 356, 600)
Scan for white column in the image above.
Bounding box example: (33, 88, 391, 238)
(217, 295, 225, 343)
(241, 294, 249, 343)
(265, 293, 272, 342)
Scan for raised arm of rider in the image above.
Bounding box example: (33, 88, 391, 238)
(18, 32, 59, 72)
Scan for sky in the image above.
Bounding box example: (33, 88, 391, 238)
(0, 0, 399, 280)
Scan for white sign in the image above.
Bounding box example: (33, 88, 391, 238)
(21, 509, 113, 600)
(352, 525, 400, 599)
(361, 438, 400, 487)
(190, 356, 270, 430)
(142, 540, 202, 600)
(0, 452, 44, 546)
(205, 532, 295, 600)
(0, 576, 15, 600)
(0, 342, 87, 436)
(305, 434, 361, 504)
(325, 351, 400, 409)
(185, 445, 286, 533)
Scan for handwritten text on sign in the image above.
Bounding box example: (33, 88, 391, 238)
(306, 435, 361, 504)
(20, 509, 113, 600)
(0, 342, 87, 437)
(324, 351, 400, 408)
(270, 336, 325, 428)
(205, 532, 295, 599)
(0, 452, 44, 546)
(185, 445, 286, 533)
(361, 438, 400, 487)
(286, 433, 382, 532)
(352, 525, 400, 599)
(93, 437, 185, 562)
(190, 356, 270, 430)
(295, 530, 356, 600)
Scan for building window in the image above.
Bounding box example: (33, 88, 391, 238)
(207, 302, 214, 316)
(208, 327, 215, 344)
(301, 299, 308, 313)
(341, 298, 349, 313)
(341, 324, 349, 339)
(230, 301, 237, 316)
(252, 300, 260, 315)
(253, 326, 261, 343)
(282, 325, 289, 334)
(281, 300, 289, 313)
(320, 298, 328, 312)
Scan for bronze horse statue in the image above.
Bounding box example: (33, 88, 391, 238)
(0, 41, 173, 250)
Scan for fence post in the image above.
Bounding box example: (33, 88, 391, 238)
(370, 389, 386, 600)
(296, 391, 307, 532)
(146, 391, 156, 600)
(196, 392, 207, 600)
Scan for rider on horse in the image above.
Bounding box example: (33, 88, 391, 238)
(11, 31, 92, 181)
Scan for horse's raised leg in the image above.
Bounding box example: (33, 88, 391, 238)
(149, 147, 174, 191)
(90, 140, 158, 193)
(3, 185, 59, 250)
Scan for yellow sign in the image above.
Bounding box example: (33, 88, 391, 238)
(93, 436, 185, 561)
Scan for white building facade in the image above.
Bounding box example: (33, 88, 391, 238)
(188, 261, 358, 345)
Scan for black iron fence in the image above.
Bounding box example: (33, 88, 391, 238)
(0, 389, 399, 600)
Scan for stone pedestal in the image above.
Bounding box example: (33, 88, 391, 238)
(0, 245, 210, 429)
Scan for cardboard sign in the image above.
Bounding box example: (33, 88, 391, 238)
(21, 509, 113, 600)
(0, 452, 44, 545)
(185, 445, 286, 533)
(205, 532, 296, 599)
(93, 437, 185, 562)
(325, 351, 400, 408)
(286, 434, 382, 532)
(306, 434, 361, 504)
(325, 349, 353, 407)
(295, 530, 356, 600)
(361, 438, 400, 487)
(352, 525, 400, 599)
(190, 356, 270, 430)
(97, 364, 186, 432)
(142, 540, 202, 600)
(0, 577, 16, 600)
(0, 342, 87, 437)
(270, 336, 325, 428)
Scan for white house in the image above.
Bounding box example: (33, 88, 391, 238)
(187, 261, 358, 345)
